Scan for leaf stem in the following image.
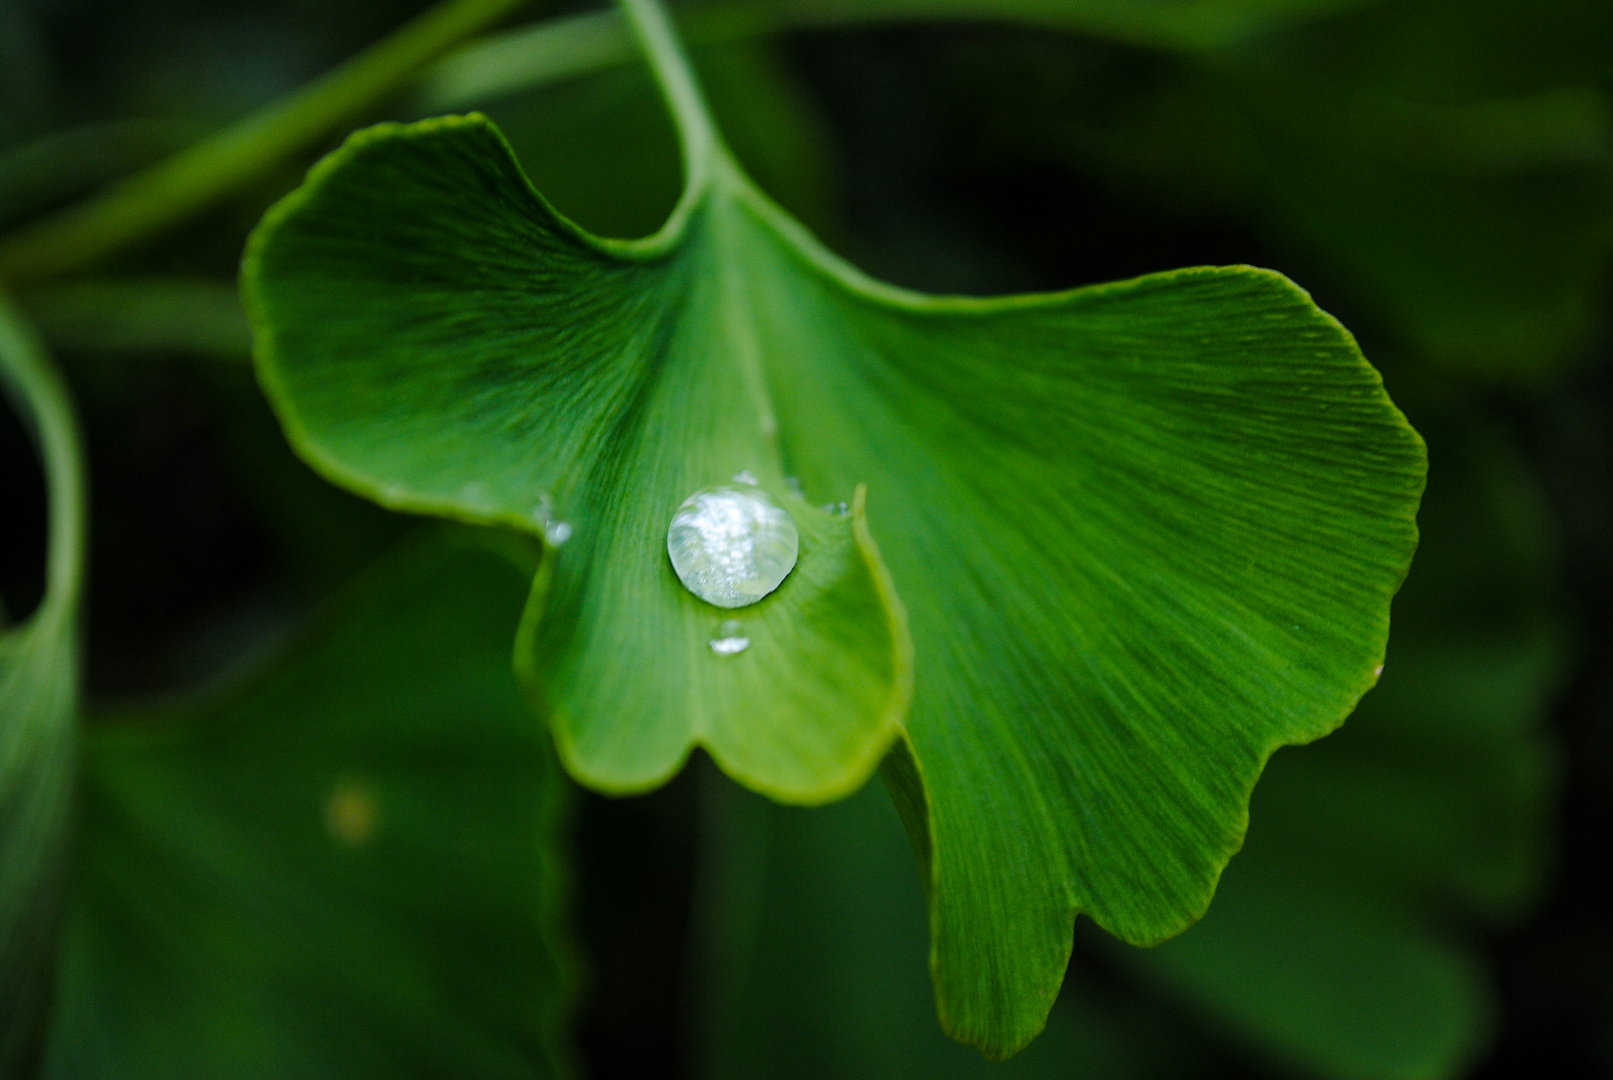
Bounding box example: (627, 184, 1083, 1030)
(615, 0, 721, 194)
(0, 0, 535, 286)
(0, 291, 86, 619)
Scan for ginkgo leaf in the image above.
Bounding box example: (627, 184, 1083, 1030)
(42, 534, 576, 1080)
(241, 0, 1425, 1056)
(0, 291, 84, 1072)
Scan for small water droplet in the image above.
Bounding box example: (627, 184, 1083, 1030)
(1373, 664, 1385, 678)
(823, 501, 849, 516)
(732, 469, 760, 486)
(668, 485, 798, 608)
(785, 476, 806, 499)
(529, 493, 572, 546)
(709, 619, 750, 655)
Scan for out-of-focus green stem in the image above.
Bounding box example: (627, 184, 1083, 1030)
(0, 291, 85, 616)
(0, 0, 533, 286)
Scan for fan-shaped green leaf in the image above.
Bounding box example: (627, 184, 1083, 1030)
(242, 0, 1425, 1055)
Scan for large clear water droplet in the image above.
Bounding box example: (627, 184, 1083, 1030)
(667, 484, 798, 608)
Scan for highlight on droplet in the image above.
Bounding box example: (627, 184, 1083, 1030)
(532, 492, 573, 546)
(709, 618, 751, 656)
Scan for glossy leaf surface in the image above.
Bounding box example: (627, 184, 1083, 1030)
(243, 0, 1426, 1054)
(42, 536, 576, 1079)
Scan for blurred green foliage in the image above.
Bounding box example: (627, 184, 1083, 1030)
(0, 292, 82, 1077)
(43, 535, 574, 1079)
(0, 0, 1606, 1076)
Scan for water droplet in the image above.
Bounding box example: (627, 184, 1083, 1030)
(668, 485, 798, 608)
(732, 469, 760, 486)
(529, 493, 572, 546)
(785, 476, 806, 499)
(823, 501, 849, 516)
(1373, 664, 1385, 678)
(709, 620, 750, 655)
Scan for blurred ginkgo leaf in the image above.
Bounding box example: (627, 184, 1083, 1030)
(40, 534, 577, 1080)
(0, 292, 84, 1074)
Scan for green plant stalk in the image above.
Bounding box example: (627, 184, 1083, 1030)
(0, 0, 534, 286)
(616, 0, 719, 242)
(0, 291, 85, 617)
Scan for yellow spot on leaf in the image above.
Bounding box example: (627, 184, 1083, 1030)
(324, 778, 380, 847)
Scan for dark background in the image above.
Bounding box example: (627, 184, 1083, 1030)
(2, 0, 1610, 1076)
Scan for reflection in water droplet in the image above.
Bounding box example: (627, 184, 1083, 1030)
(709, 619, 751, 656)
(732, 469, 760, 486)
(823, 501, 849, 516)
(668, 485, 798, 608)
(785, 476, 805, 499)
